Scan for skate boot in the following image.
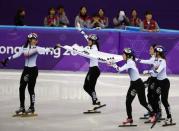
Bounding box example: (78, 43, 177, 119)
(164, 118, 172, 125)
(140, 112, 149, 119)
(119, 118, 137, 127)
(12, 107, 25, 117)
(93, 99, 101, 106)
(15, 107, 25, 114)
(149, 113, 157, 123)
(84, 100, 106, 114)
(22, 106, 37, 117)
(144, 112, 150, 117)
(163, 117, 176, 127)
(123, 118, 133, 125)
(26, 106, 35, 114)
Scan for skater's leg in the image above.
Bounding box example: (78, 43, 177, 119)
(27, 67, 38, 109)
(160, 79, 172, 118)
(136, 79, 153, 114)
(147, 77, 156, 112)
(83, 71, 92, 96)
(126, 82, 136, 119)
(88, 67, 100, 104)
(153, 86, 161, 114)
(83, 67, 100, 104)
(19, 69, 28, 108)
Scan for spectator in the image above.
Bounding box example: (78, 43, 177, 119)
(90, 8, 108, 29)
(129, 9, 141, 27)
(14, 8, 26, 26)
(113, 10, 130, 29)
(44, 7, 59, 27)
(75, 6, 91, 28)
(140, 10, 160, 32)
(57, 5, 70, 27)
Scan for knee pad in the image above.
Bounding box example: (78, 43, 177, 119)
(149, 83, 155, 90)
(130, 89, 136, 96)
(156, 87, 161, 95)
(24, 74, 29, 82)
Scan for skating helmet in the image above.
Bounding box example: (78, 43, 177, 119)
(88, 34, 98, 41)
(123, 48, 135, 59)
(28, 33, 38, 39)
(154, 45, 165, 53)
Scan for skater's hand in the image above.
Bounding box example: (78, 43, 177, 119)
(106, 60, 114, 66)
(0, 58, 9, 67)
(135, 58, 141, 62)
(106, 58, 115, 66)
(54, 43, 61, 49)
(143, 70, 149, 75)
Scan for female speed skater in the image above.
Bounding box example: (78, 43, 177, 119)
(108, 48, 157, 126)
(1, 33, 57, 116)
(143, 45, 175, 126)
(138, 44, 162, 119)
(77, 28, 106, 113)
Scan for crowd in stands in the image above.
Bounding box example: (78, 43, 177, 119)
(14, 6, 160, 32)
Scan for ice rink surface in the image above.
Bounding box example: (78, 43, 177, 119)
(0, 70, 178, 131)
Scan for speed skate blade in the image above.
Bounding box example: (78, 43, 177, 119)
(21, 113, 38, 117)
(162, 123, 176, 127)
(12, 114, 24, 117)
(118, 124, 137, 127)
(144, 120, 161, 124)
(93, 104, 106, 110)
(140, 117, 149, 120)
(83, 111, 101, 114)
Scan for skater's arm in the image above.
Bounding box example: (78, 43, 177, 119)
(8, 47, 23, 60)
(36, 47, 53, 55)
(111, 63, 129, 72)
(140, 58, 154, 65)
(76, 22, 89, 41)
(155, 60, 166, 73)
(79, 30, 89, 41)
(24, 48, 38, 56)
(118, 64, 129, 72)
(1, 47, 23, 67)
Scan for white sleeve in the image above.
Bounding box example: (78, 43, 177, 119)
(155, 60, 166, 73)
(118, 63, 129, 72)
(37, 47, 52, 55)
(24, 48, 38, 56)
(80, 30, 89, 41)
(8, 47, 23, 60)
(140, 58, 154, 65)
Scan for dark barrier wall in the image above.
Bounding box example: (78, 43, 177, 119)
(0, 0, 179, 29)
(0, 26, 179, 74)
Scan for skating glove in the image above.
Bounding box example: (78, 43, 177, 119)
(143, 70, 153, 75)
(135, 58, 141, 62)
(0, 58, 9, 67)
(54, 44, 61, 49)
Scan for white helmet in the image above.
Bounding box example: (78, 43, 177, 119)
(28, 33, 38, 39)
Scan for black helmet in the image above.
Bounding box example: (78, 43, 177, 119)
(88, 34, 98, 41)
(28, 33, 38, 39)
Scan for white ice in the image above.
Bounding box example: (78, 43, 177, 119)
(0, 70, 178, 131)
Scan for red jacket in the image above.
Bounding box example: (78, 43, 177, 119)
(46, 16, 58, 26)
(143, 19, 157, 30)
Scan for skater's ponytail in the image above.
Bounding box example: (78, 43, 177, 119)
(23, 39, 30, 48)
